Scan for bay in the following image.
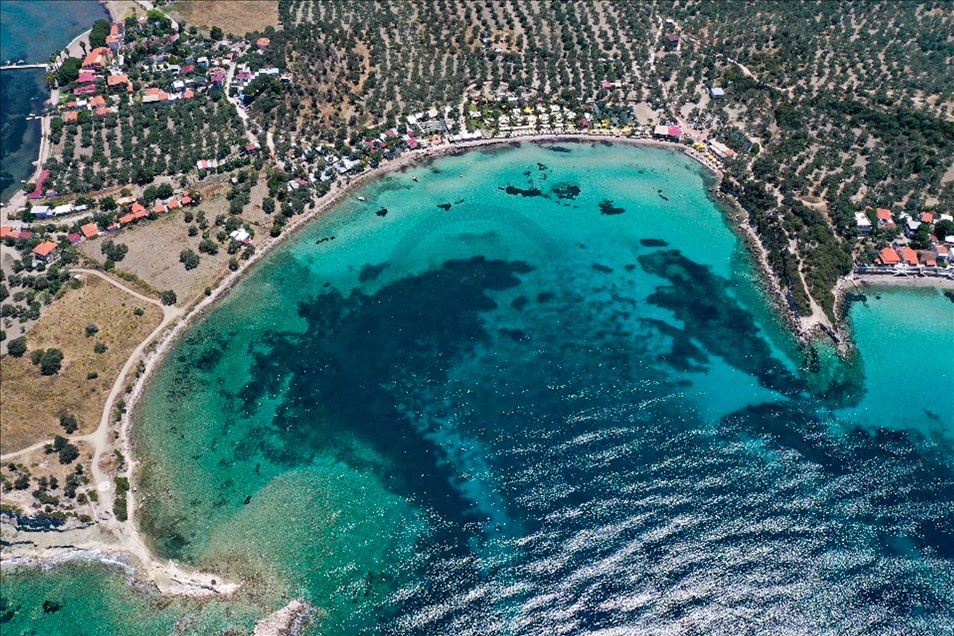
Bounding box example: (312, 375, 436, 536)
(3, 143, 952, 634)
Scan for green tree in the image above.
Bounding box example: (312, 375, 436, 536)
(160, 290, 177, 305)
(38, 348, 64, 375)
(56, 58, 82, 85)
(89, 19, 111, 48)
(934, 219, 954, 241)
(100, 240, 128, 262)
(179, 249, 200, 270)
(59, 413, 79, 434)
(7, 336, 27, 357)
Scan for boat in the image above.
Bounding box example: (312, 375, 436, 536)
(357, 196, 365, 201)
(412, 176, 418, 182)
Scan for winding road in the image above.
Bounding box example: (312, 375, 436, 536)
(0, 269, 181, 484)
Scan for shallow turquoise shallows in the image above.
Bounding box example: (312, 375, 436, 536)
(3, 143, 952, 635)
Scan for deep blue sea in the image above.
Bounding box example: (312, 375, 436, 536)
(0, 0, 108, 202)
(2, 143, 952, 635)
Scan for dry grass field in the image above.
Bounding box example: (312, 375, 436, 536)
(168, 0, 280, 34)
(80, 211, 231, 305)
(0, 276, 162, 454)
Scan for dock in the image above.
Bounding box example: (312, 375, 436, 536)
(0, 63, 49, 71)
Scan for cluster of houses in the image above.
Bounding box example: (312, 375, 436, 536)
(1, 188, 199, 266)
(116, 192, 194, 226)
(864, 207, 953, 270)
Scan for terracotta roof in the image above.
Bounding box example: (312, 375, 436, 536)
(67, 232, 83, 244)
(32, 241, 58, 257)
(920, 212, 934, 224)
(80, 222, 99, 239)
(166, 199, 181, 209)
(0, 225, 14, 238)
(119, 213, 136, 224)
(180, 195, 192, 206)
(153, 202, 167, 214)
(107, 74, 129, 87)
(875, 208, 892, 222)
(131, 202, 147, 217)
(877, 247, 900, 265)
(898, 246, 918, 266)
(918, 251, 937, 266)
(89, 95, 107, 107)
(82, 46, 110, 68)
(256, 37, 271, 48)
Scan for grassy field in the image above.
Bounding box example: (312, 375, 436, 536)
(168, 0, 279, 34)
(0, 276, 162, 454)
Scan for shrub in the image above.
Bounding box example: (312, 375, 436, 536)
(7, 336, 27, 357)
(59, 413, 78, 434)
(160, 290, 177, 305)
(35, 348, 64, 375)
(85, 323, 99, 337)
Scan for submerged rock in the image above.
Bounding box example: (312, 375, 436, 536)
(599, 199, 625, 215)
(552, 183, 581, 200)
(500, 185, 543, 197)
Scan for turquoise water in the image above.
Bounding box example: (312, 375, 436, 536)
(838, 288, 954, 438)
(2, 144, 952, 634)
(0, 0, 108, 201)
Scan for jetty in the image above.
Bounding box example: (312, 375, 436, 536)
(0, 63, 49, 71)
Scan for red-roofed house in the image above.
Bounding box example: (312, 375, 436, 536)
(107, 74, 129, 88)
(667, 126, 682, 141)
(64, 111, 79, 123)
(920, 212, 934, 224)
(67, 232, 83, 245)
(131, 202, 148, 218)
(256, 37, 270, 49)
(28, 169, 49, 200)
(918, 251, 937, 267)
(32, 241, 59, 261)
(877, 247, 900, 266)
(16, 230, 33, 239)
(89, 95, 107, 108)
(119, 212, 136, 225)
(875, 208, 892, 223)
(81, 222, 100, 239)
(0, 225, 14, 238)
(77, 71, 98, 84)
(898, 246, 918, 266)
(82, 46, 110, 69)
(153, 201, 167, 214)
(166, 199, 181, 210)
(75, 84, 97, 96)
(142, 87, 168, 103)
(180, 194, 193, 206)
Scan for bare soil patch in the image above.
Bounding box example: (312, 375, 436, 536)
(0, 276, 162, 453)
(169, 0, 280, 34)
